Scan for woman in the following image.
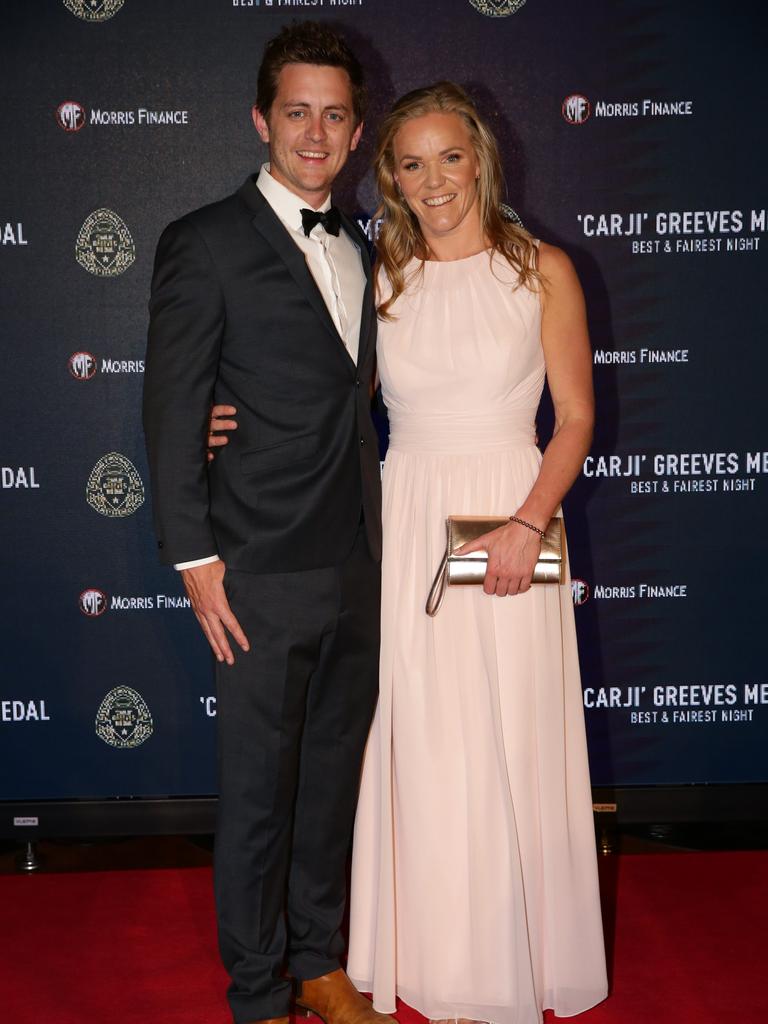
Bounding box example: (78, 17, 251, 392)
(210, 82, 607, 1024)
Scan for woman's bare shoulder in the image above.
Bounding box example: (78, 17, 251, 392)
(536, 241, 575, 278)
(536, 242, 584, 305)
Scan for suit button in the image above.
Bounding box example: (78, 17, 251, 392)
(359, 437, 366, 446)
(355, 378, 361, 388)
(158, 541, 164, 549)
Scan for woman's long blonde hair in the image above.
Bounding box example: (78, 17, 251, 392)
(374, 81, 539, 320)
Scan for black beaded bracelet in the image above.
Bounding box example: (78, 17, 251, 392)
(508, 514, 546, 538)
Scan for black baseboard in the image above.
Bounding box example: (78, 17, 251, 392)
(2, 784, 766, 842)
(1, 797, 217, 839)
(592, 783, 768, 824)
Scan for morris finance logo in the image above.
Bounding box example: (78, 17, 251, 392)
(563, 95, 693, 123)
(95, 686, 153, 749)
(69, 351, 97, 380)
(78, 589, 191, 613)
(562, 95, 591, 125)
(57, 101, 190, 129)
(75, 208, 135, 277)
(469, 0, 527, 16)
(571, 579, 590, 606)
(63, 0, 125, 22)
(86, 452, 145, 517)
(56, 101, 86, 132)
(79, 589, 108, 617)
(68, 352, 145, 379)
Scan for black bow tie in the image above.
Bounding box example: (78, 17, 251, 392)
(300, 206, 341, 238)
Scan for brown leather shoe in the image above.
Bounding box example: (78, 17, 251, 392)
(295, 969, 396, 1024)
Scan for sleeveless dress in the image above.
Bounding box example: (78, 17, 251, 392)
(347, 251, 608, 1024)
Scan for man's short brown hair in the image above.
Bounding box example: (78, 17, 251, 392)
(256, 21, 367, 125)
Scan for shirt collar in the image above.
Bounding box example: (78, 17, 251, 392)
(256, 163, 332, 236)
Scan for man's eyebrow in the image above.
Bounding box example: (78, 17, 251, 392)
(280, 101, 351, 112)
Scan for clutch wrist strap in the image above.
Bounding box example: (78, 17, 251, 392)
(508, 514, 546, 538)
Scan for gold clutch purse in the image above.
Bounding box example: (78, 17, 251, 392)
(425, 516, 564, 617)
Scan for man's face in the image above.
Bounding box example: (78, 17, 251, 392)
(253, 63, 363, 208)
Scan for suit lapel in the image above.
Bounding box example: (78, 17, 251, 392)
(239, 177, 346, 355)
(340, 212, 374, 371)
(239, 176, 373, 372)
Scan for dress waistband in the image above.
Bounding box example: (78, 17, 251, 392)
(388, 411, 536, 454)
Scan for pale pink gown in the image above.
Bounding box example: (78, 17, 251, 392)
(347, 251, 608, 1024)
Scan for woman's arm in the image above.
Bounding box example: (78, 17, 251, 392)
(514, 242, 594, 528)
(456, 243, 593, 597)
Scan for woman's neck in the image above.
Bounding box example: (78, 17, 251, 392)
(421, 214, 487, 263)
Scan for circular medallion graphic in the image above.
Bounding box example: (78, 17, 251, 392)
(75, 208, 135, 277)
(56, 101, 86, 132)
(469, 0, 526, 16)
(79, 588, 108, 617)
(500, 203, 524, 228)
(63, 0, 125, 22)
(562, 94, 591, 125)
(86, 452, 145, 517)
(69, 351, 97, 380)
(95, 686, 153, 749)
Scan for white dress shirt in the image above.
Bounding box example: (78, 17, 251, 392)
(176, 164, 366, 571)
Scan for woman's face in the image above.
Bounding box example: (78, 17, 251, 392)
(392, 111, 481, 242)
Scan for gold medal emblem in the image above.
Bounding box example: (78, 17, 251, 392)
(75, 208, 135, 277)
(86, 452, 145, 518)
(469, 0, 527, 16)
(63, 0, 125, 23)
(95, 686, 153, 749)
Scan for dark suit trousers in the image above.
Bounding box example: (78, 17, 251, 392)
(214, 527, 380, 1024)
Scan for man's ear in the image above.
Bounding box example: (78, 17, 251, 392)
(349, 119, 364, 153)
(252, 105, 269, 143)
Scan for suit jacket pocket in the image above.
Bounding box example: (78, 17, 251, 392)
(240, 433, 318, 477)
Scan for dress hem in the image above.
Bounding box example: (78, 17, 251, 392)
(349, 977, 609, 1023)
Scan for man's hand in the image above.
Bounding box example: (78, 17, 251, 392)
(455, 520, 543, 597)
(181, 560, 249, 664)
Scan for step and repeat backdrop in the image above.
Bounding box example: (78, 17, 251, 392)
(2, 1, 766, 811)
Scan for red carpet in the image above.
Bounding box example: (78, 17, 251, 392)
(0, 851, 765, 1024)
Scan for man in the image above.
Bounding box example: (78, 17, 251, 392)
(143, 23, 387, 1024)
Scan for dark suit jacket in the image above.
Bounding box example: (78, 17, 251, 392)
(143, 174, 382, 573)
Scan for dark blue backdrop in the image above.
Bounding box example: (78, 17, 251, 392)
(1, 0, 766, 805)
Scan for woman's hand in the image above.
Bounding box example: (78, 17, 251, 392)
(455, 520, 543, 597)
(207, 404, 238, 461)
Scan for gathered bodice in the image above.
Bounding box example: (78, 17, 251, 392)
(377, 250, 544, 455)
